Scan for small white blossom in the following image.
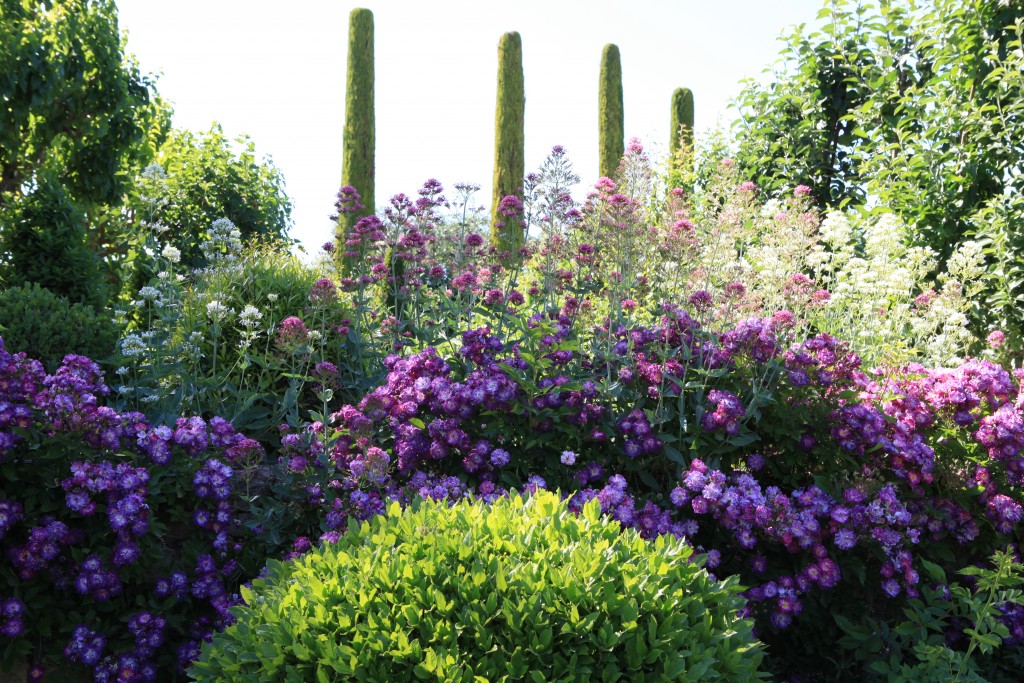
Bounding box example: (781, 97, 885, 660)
(138, 286, 161, 301)
(161, 244, 181, 264)
(206, 300, 232, 322)
(201, 218, 243, 263)
(141, 163, 166, 181)
(239, 305, 263, 328)
(120, 334, 147, 357)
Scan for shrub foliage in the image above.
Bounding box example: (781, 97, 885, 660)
(0, 283, 121, 371)
(190, 491, 764, 682)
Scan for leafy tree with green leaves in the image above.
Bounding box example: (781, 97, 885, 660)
(150, 125, 292, 265)
(669, 87, 695, 184)
(113, 124, 293, 299)
(0, 0, 163, 206)
(0, 174, 106, 305)
(732, 0, 1024, 346)
(0, 0, 167, 304)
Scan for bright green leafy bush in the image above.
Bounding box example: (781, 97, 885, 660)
(190, 491, 765, 682)
(0, 283, 120, 371)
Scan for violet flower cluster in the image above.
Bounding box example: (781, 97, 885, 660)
(0, 337, 264, 680)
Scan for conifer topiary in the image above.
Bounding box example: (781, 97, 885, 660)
(337, 8, 375, 274)
(598, 44, 624, 180)
(490, 31, 525, 253)
(670, 87, 695, 175)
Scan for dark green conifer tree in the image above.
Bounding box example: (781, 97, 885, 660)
(598, 44, 624, 179)
(490, 31, 525, 252)
(338, 8, 375, 273)
(670, 87, 695, 176)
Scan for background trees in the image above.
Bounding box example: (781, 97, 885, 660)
(732, 0, 1024, 343)
(0, 0, 293, 306)
(0, 0, 166, 304)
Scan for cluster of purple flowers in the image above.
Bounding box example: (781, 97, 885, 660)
(720, 317, 782, 364)
(618, 409, 661, 458)
(0, 597, 25, 638)
(783, 333, 862, 390)
(350, 332, 522, 481)
(0, 499, 23, 540)
(701, 390, 746, 436)
(192, 459, 235, 551)
(0, 336, 267, 678)
(64, 624, 106, 666)
(74, 555, 123, 601)
(153, 571, 189, 600)
(62, 462, 151, 558)
(976, 405, 1024, 482)
(9, 519, 74, 580)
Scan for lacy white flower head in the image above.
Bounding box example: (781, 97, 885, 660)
(200, 218, 243, 263)
(863, 213, 907, 260)
(206, 300, 233, 323)
(267, 293, 279, 303)
(138, 286, 161, 302)
(760, 198, 783, 219)
(120, 334, 147, 358)
(239, 305, 263, 328)
(141, 163, 167, 181)
(161, 244, 181, 264)
(943, 240, 987, 298)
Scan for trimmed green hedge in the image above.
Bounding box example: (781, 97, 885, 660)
(190, 491, 764, 682)
(0, 283, 120, 371)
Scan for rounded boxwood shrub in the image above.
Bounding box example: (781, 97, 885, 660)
(190, 491, 764, 682)
(0, 283, 120, 371)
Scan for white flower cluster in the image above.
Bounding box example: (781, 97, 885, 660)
(239, 305, 263, 328)
(161, 244, 181, 264)
(809, 211, 977, 366)
(141, 163, 167, 181)
(120, 334, 147, 358)
(200, 218, 243, 263)
(206, 300, 233, 323)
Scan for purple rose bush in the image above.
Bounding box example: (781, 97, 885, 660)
(274, 296, 1023, 676)
(5, 293, 1024, 678)
(4, 151, 1022, 679)
(0, 338, 274, 681)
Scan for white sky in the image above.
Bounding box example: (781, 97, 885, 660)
(115, 0, 827, 253)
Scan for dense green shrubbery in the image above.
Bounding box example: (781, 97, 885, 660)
(111, 236, 342, 444)
(0, 176, 109, 308)
(0, 283, 120, 371)
(732, 0, 1024, 352)
(190, 491, 764, 682)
